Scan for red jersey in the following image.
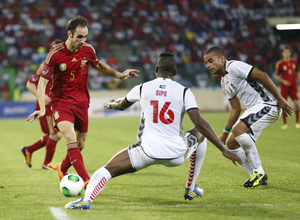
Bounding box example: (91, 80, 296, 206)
(275, 59, 298, 86)
(41, 42, 99, 107)
(28, 64, 52, 96)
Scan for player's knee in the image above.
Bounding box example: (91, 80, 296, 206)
(51, 132, 62, 141)
(185, 131, 199, 148)
(227, 138, 239, 150)
(77, 141, 85, 151)
(187, 128, 202, 143)
(41, 135, 49, 142)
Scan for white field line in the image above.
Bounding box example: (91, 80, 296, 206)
(113, 203, 298, 209)
(50, 207, 71, 220)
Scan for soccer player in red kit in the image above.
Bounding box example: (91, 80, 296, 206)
(275, 47, 300, 129)
(27, 15, 139, 188)
(21, 39, 62, 170)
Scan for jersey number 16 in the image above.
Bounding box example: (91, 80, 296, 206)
(150, 100, 174, 124)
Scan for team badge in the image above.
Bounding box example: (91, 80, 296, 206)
(283, 65, 287, 71)
(60, 63, 67, 71)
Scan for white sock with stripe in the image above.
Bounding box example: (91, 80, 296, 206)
(186, 138, 207, 189)
(235, 133, 264, 174)
(84, 167, 112, 202)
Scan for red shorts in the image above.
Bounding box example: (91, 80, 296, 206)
(51, 103, 89, 133)
(280, 83, 299, 101)
(35, 100, 59, 134)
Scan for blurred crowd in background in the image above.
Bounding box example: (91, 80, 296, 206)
(0, 0, 300, 101)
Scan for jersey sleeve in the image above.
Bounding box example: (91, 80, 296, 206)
(41, 51, 56, 80)
(229, 61, 253, 79)
(28, 72, 40, 86)
(125, 84, 142, 103)
(86, 45, 99, 68)
(184, 89, 198, 111)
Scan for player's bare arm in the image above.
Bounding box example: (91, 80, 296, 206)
(219, 96, 241, 144)
(250, 68, 293, 116)
(187, 108, 243, 166)
(27, 77, 49, 122)
(26, 64, 44, 97)
(104, 97, 134, 110)
(92, 61, 139, 79)
(26, 81, 37, 97)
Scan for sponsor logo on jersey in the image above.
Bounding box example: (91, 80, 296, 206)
(60, 63, 67, 71)
(72, 57, 77, 62)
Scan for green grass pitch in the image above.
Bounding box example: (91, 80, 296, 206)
(0, 112, 299, 220)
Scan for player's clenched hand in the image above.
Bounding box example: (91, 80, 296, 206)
(222, 150, 244, 166)
(27, 110, 45, 122)
(219, 133, 228, 145)
(120, 69, 139, 79)
(278, 98, 293, 116)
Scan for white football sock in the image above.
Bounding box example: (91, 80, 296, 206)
(228, 147, 253, 175)
(84, 167, 112, 202)
(186, 138, 207, 189)
(235, 133, 264, 174)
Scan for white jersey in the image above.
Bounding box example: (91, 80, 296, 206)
(126, 77, 198, 159)
(221, 60, 277, 108)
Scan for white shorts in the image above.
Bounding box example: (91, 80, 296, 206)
(237, 103, 282, 141)
(128, 134, 204, 171)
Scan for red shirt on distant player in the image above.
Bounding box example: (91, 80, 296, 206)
(275, 59, 298, 87)
(41, 42, 99, 108)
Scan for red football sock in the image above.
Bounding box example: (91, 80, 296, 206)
(27, 134, 49, 153)
(61, 154, 72, 174)
(43, 138, 57, 165)
(282, 113, 287, 124)
(67, 146, 90, 180)
(296, 110, 299, 123)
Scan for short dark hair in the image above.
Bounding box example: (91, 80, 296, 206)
(67, 15, 88, 35)
(50, 39, 62, 48)
(157, 52, 176, 76)
(205, 46, 226, 58)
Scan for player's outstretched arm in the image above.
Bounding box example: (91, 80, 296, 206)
(187, 109, 244, 166)
(104, 97, 134, 111)
(92, 61, 139, 79)
(250, 68, 293, 116)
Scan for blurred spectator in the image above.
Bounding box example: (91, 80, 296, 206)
(0, 0, 299, 97)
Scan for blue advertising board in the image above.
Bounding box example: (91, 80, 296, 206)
(0, 102, 35, 118)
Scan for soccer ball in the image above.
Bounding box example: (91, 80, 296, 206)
(60, 174, 84, 197)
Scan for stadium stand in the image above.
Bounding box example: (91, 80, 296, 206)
(0, 0, 299, 101)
